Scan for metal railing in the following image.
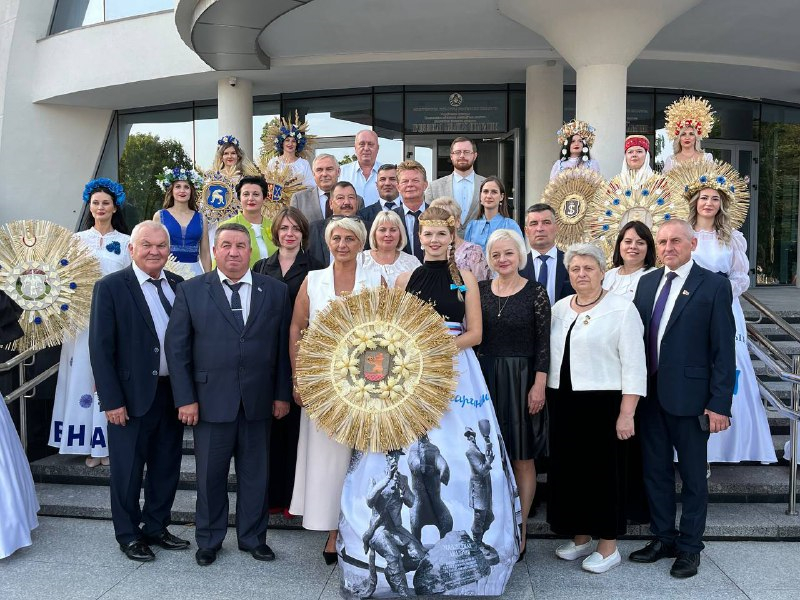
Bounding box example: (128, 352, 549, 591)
(0, 348, 60, 453)
(742, 290, 800, 516)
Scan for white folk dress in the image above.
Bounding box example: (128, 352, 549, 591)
(289, 262, 382, 530)
(268, 156, 315, 189)
(692, 229, 776, 464)
(603, 267, 656, 301)
(48, 228, 131, 457)
(661, 152, 713, 174)
(0, 393, 39, 559)
(360, 251, 421, 287)
(549, 157, 601, 181)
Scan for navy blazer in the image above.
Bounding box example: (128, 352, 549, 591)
(89, 266, 183, 418)
(307, 218, 331, 267)
(632, 263, 736, 417)
(393, 203, 427, 256)
(519, 249, 574, 303)
(165, 270, 292, 423)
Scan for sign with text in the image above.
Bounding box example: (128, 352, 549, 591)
(405, 92, 507, 134)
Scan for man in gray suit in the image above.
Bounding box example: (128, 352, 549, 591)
(290, 154, 340, 223)
(424, 137, 485, 227)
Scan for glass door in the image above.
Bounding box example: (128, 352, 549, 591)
(704, 140, 760, 285)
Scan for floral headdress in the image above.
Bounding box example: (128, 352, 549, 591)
(665, 96, 715, 141)
(82, 178, 125, 207)
(218, 135, 240, 147)
(157, 167, 203, 192)
(556, 119, 597, 148)
(666, 158, 749, 230)
(260, 111, 316, 162)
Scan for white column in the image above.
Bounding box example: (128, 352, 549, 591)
(525, 62, 563, 208)
(217, 77, 253, 158)
(575, 64, 627, 179)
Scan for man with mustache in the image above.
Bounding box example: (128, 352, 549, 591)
(307, 181, 360, 266)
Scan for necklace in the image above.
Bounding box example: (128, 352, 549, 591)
(497, 296, 512, 317)
(574, 289, 604, 307)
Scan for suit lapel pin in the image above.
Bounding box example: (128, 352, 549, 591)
(257, 287, 263, 292)
(681, 290, 690, 296)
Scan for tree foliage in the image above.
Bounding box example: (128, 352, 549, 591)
(118, 133, 192, 224)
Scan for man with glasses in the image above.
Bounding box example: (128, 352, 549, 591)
(358, 164, 403, 246)
(308, 181, 360, 266)
(425, 137, 485, 227)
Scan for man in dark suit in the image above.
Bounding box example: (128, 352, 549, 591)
(358, 163, 402, 247)
(630, 219, 735, 578)
(89, 221, 188, 562)
(308, 181, 360, 266)
(165, 222, 292, 566)
(519, 203, 574, 304)
(395, 160, 429, 261)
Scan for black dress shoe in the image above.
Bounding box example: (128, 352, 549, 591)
(239, 543, 275, 561)
(670, 552, 700, 578)
(119, 540, 155, 562)
(145, 531, 190, 550)
(195, 548, 218, 566)
(629, 539, 678, 563)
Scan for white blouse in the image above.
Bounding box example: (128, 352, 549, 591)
(547, 292, 647, 396)
(360, 250, 421, 287)
(603, 266, 656, 301)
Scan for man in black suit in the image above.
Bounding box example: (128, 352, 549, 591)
(89, 221, 188, 562)
(394, 160, 429, 260)
(358, 163, 402, 247)
(519, 203, 574, 304)
(165, 222, 292, 566)
(308, 181, 359, 266)
(630, 219, 735, 578)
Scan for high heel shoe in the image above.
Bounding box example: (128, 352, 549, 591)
(323, 549, 338, 565)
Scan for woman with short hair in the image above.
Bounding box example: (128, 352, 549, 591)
(547, 243, 647, 574)
(360, 209, 420, 286)
(602, 221, 657, 300)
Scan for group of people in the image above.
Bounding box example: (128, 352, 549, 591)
(0, 95, 774, 595)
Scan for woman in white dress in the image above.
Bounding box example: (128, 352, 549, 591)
(686, 181, 776, 465)
(602, 221, 657, 301)
(267, 135, 315, 189)
(618, 135, 655, 190)
(361, 210, 421, 286)
(0, 291, 39, 559)
(48, 179, 131, 467)
(662, 96, 715, 174)
(264, 115, 316, 189)
(290, 216, 382, 564)
(550, 119, 601, 181)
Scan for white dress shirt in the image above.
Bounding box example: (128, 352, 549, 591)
(533, 245, 559, 305)
(400, 203, 425, 256)
(340, 161, 381, 206)
(317, 188, 330, 218)
(132, 263, 174, 375)
(654, 259, 695, 363)
(217, 268, 253, 325)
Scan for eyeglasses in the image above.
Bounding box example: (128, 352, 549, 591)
(450, 150, 475, 156)
(329, 215, 363, 223)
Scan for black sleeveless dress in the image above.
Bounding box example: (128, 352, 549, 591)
(406, 260, 465, 323)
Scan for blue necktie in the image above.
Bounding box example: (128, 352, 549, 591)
(147, 278, 172, 316)
(648, 271, 678, 375)
(225, 281, 245, 330)
(537, 255, 549, 287)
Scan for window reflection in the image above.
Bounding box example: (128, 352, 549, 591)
(50, 0, 172, 34)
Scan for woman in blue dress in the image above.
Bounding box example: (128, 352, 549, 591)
(463, 177, 523, 253)
(153, 167, 210, 276)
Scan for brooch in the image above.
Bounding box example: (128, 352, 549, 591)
(106, 241, 121, 255)
(583, 315, 591, 326)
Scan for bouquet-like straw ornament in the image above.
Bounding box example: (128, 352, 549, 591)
(540, 168, 606, 250)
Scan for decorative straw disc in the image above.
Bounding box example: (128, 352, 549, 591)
(0, 220, 100, 352)
(540, 168, 606, 250)
(295, 286, 458, 452)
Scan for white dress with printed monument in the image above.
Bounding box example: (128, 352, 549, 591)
(48, 228, 131, 457)
(692, 229, 776, 463)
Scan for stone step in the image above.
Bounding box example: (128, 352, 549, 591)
(33, 483, 800, 540)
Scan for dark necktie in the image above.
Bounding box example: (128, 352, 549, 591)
(147, 278, 172, 316)
(384, 201, 396, 211)
(648, 271, 678, 375)
(323, 193, 332, 219)
(537, 255, 549, 287)
(225, 281, 245, 330)
(409, 210, 423, 261)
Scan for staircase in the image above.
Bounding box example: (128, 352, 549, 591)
(27, 292, 800, 540)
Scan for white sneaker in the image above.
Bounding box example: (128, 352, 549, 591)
(555, 539, 594, 560)
(581, 549, 621, 574)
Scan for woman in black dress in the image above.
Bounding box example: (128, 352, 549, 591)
(253, 206, 323, 513)
(478, 229, 550, 557)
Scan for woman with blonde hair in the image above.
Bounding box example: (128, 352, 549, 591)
(360, 209, 420, 286)
(429, 196, 491, 281)
(662, 96, 715, 173)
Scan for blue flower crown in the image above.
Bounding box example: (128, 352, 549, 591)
(218, 135, 240, 147)
(274, 125, 307, 154)
(157, 166, 204, 192)
(83, 178, 126, 206)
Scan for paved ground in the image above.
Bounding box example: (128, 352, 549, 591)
(2, 517, 798, 600)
